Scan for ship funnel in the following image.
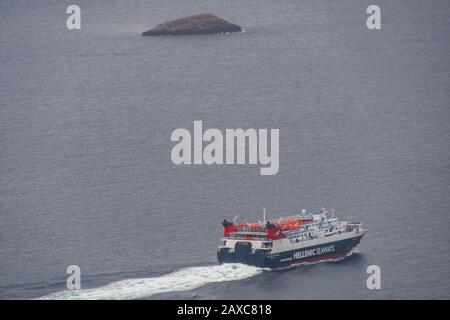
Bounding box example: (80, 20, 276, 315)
(222, 219, 236, 237)
(222, 219, 234, 227)
(265, 221, 286, 240)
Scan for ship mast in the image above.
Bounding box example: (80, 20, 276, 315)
(262, 207, 267, 225)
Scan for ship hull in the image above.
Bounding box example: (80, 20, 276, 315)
(217, 234, 364, 269)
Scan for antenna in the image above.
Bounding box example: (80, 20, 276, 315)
(262, 208, 267, 225)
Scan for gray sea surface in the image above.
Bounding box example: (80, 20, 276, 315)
(0, 0, 449, 299)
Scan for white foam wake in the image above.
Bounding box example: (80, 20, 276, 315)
(38, 263, 263, 300)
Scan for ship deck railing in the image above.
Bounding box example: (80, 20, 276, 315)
(227, 231, 268, 240)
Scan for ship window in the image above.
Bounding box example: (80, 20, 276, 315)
(262, 242, 272, 248)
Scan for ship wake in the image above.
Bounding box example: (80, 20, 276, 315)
(38, 263, 263, 300)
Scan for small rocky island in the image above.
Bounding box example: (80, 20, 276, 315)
(142, 14, 242, 36)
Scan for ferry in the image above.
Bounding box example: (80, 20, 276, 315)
(217, 208, 366, 268)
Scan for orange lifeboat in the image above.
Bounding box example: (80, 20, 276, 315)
(247, 222, 264, 230)
(234, 222, 264, 231)
(279, 218, 312, 231)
